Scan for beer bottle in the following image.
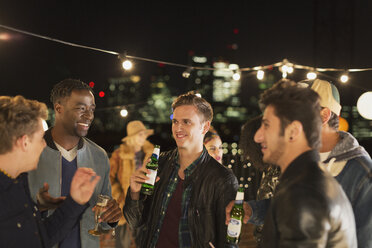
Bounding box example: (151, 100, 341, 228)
(140, 145, 160, 195)
(226, 187, 245, 244)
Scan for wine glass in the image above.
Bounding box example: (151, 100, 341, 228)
(88, 194, 110, 236)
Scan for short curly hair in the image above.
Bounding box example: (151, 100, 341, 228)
(50, 79, 93, 105)
(0, 95, 47, 154)
(172, 91, 213, 122)
(259, 79, 322, 150)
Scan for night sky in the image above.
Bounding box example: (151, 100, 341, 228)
(1, 1, 372, 144)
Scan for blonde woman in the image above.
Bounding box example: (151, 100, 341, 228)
(110, 120, 154, 248)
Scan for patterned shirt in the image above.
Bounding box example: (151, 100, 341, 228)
(150, 148, 205, 248)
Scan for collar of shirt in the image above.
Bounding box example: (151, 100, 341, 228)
(174, 147, 207, 180)
(54, 142, 78, 162)
(151, 147, 207, 248)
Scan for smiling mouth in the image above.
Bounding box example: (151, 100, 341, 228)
(175, 133, 186, 139)
(77, 123, 89, 127)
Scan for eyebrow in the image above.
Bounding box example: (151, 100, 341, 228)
(75, 102, 96, 107)
(173, 118, 191, 122)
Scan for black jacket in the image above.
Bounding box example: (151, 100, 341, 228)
(0, 171, 88, 248)
(262, 150, 357, 248)
(124, 148, 239, 248)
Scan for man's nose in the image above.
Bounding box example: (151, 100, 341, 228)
(83, 109, 94, 120)
(254, 126, 263, 143)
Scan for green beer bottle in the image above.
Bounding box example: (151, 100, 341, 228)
(140, 145, 160, 195)
(226, 187, 245, 244)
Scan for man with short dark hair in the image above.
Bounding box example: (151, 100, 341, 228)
(246, 80, 356, 247)
(28, 79, 122, 248)
(229, 79, 371, 247)
(124, 92, 238, 248)
(0, 95, 100, 248)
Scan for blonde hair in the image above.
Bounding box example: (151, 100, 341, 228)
(0, 95, 47, 154)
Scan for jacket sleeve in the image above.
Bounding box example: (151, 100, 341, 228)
(100, 153, 118, 229)
(267, 187, 330, 247)
(352, 169, 372, 248)
(123, 187, 147, 229)
(42, 195, 88, 247)
(247, 199, 270, 225)
(215, 172, 239, 248)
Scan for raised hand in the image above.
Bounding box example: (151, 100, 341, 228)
(70, 168, 101, 205)
(37, 182, 66, 211)
(225, 200, 252, 225)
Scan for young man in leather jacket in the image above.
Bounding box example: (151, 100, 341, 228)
(124, 92, 239, 248)
(227, 80, 357, 247)
(228, 79, 371, 247)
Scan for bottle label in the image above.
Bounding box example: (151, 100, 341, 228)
(227, 219, 242, 238)
(236, 191, 244, 201)
(145, 169, 157, 185)
(153, 147, 160, 159)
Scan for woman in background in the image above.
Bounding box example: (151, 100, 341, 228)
(204, 126, 223, 164)
(240, 116, 281, 247)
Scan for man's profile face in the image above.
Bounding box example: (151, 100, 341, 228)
(57, 89, 96, 138)
(254, 105, 286, 166)
(172, 105, 206, 149)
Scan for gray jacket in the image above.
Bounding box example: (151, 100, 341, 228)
(28, 129, 113, 248)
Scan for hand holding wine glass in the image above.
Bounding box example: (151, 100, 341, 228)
(88, 195, 111, 236)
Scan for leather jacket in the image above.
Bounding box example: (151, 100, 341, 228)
(124, 148, 239, 248)
(262, 150, 357, 248)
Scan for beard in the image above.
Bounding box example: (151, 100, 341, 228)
(263, 137, 286, 166)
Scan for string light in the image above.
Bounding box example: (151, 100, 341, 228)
(182, 67, 192, 78)
(120, 108, 128, 117)
(307, 71, 317, 80)
(257, 70, 264, 80)
(1, 24, 372, 90)
(232, 70, 241, 81)
(340, 73, 349, 83)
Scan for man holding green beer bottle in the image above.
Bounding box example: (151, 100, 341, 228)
(226, 80, 357, 247)
(124, 91, 239, 248)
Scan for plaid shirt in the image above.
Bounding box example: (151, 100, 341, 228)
(150, 148, 205, 248)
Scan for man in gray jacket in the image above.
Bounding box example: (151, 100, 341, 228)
(28, 79, 122, 248)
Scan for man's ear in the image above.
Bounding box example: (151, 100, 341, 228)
(286, 121, 303, 142)
(15, 135, 29, 152)
(54, 102, 63, 114)
(320, 108, 331, 125)
(202, 121, 211, 135)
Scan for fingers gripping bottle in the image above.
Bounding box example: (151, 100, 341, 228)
(226, 188, 245, 244)
(140, 145, 160, 195)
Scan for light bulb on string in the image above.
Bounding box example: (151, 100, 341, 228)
(340, 74, 349, 83)
(120, 108, 128, 117)
(122, 60, 133, 70)
(182, 67, 192, 78)
(280, 59, 294, 75)
(257, 70, 264, 80)
(307, 71, 317, 80)
(232, 70, 241, 81)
